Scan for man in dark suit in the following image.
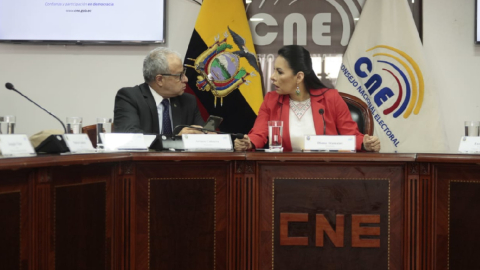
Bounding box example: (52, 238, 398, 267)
(114, 47, 205, 135)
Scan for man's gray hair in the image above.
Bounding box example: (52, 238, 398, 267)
(143, 47, 181, 83)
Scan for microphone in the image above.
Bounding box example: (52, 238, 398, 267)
(319, 109, 326, 135)
(173, 125, 244, 139)
(5, 82, 67, 133)
(226, 132, 245, 140)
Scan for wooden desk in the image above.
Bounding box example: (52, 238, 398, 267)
(0, 152, 478, 270)
(245, 152, 414, 270)
(416, 154, 480, 270)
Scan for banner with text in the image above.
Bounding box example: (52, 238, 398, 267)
(335, 0, 447, 152)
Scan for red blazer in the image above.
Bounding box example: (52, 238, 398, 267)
(248, 88, 364, 151)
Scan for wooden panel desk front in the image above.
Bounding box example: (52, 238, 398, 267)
(0, 152, 478, 270)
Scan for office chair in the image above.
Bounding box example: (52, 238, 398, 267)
(339, 92, 374, 136)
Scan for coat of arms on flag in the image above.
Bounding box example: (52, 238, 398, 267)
(185, 26, 260, 108)
(184, 0, 263, 134)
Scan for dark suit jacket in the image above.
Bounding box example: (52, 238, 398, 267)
(113, 83, 204, 134)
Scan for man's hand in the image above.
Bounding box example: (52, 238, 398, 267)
(178, 125, 205, 135)
(234, 135, 252, 151)
(363, 134, 381, 152)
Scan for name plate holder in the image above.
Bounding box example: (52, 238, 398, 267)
(182, 134, 233, 152)
(458, 136, 480, 153)
(62, 134, 96, 154)
(0, 134, 36, 157)
(103, 133, 148, 151)
(303, 135, 356, 152)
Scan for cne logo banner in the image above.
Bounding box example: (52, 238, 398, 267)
(340, 45, 425, 148)
(336, 0, 446, 153)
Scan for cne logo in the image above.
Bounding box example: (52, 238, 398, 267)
(248, 0, 365, 53)
(339, 45, 425, 148)
(352, 45, 424, 119)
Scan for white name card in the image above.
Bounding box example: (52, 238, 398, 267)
(103, 133, 148, 151)
(458, 136, 480, 153)
(303, 135, 356, 152)
(182, 134, 232, 151)
(143, 134, 157, 147)
(63, 134, 95, 153)
(0, 134, 36, 157)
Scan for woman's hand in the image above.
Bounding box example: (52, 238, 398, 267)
(363, 134, 381, 152)
(234, 135, 253, 151)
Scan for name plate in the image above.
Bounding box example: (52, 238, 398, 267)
(458, 136, 480, 153)
(182, 134, 232, 151)
(0, 134, 36, 157)
(303, 135, 356, 152)
(63, 134, 95, 153)
(103, 133, 148, 151)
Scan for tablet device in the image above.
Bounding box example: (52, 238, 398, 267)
(203, 115, 223, 131)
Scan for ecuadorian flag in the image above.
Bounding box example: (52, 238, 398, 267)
(184, 0, 263, 134)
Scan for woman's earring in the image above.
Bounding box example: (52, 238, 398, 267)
(295, 85, 300, 96)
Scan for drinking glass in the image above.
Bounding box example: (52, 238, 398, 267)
(96, 117, 112, 150)
(66, 117, 82, 134)
(0, 115, 15, 134)
(268, 120, 283, 149)
(465, 121, 480, 137)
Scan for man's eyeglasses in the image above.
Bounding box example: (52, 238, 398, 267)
(159, 67, 187, 82)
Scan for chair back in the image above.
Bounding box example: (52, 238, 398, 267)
(339, 92, 374, 136)
(82, 123, 115, 148)
(82, 124, 97, 148)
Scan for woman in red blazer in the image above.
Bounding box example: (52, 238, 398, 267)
(234, 45, 380, 152)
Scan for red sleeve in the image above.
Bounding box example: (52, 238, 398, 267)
(248, 92, 276, 149)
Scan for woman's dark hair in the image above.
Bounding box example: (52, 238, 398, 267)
(277, 45, 327, 93)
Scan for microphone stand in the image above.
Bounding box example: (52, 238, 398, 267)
(319, 109, 326, 135)
(5, 83, 67, 133)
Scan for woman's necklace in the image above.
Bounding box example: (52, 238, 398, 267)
(290, 98, 311, 120)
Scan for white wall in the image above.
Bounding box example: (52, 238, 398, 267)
(0, 0, 201, 136)
(423, 0, 480, 152)
(0, 0, 477, 153)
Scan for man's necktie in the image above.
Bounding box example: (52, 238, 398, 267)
(161, 99, 172, 135)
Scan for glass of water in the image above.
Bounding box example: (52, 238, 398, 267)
(0, 115, 16, 134)
(268, 120, 283, 149)
(96, 117, 112, 150)
(66, 117, 82, 134)
(465, 121, 480, 137)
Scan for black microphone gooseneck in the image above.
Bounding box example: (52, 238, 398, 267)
(319, 108, 326, 135)
(5, 83, 67, 133)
